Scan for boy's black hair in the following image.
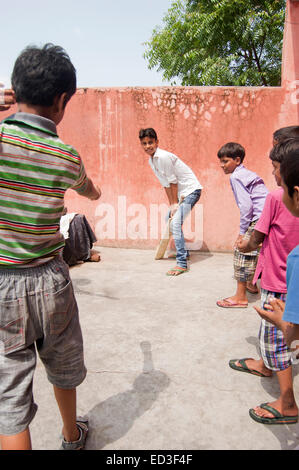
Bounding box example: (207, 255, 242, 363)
(11, 43, 76, 107)
(273, 126, 299, 143)
(217, 142, 245, 162)
(270, 137, 299, 164)
(139, 128, 158, 140)
(280, 139, 299, 197)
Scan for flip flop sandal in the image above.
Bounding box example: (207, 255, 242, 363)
(166, 266, 188, 276)
(216, 298, 248, 308)
(249, 403, 298, 425)
(229, 358, 269, 377)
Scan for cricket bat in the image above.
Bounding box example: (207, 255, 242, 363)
(154, 217, 172, 260)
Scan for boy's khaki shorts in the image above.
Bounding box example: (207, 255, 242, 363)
(0, 256, 86, 436)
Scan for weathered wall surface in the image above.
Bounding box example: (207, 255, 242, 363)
(59, 1, 299, 252)
(58, 84, 296, 251)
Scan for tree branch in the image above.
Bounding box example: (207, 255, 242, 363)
(251, 41, 268, 86)
(258, 35, 266, 61)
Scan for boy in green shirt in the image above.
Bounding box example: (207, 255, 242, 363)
(0, 44, 100, 450)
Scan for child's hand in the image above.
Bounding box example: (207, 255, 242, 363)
(234, 234, 244, 249)
(254, 298, 286, 330)
(237, 238, 249, 252)
(0, 85, 16, 111)
(170, 203, 178, 217)
(90, 185, 101, 200)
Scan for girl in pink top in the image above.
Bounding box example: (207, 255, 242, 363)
(229, 134, 299, 425)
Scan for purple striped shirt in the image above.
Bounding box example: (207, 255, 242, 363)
(230, 164, 268, 234)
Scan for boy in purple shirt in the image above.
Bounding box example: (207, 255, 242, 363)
(230, 135, 299, 425)
(217, 142, 268, 308)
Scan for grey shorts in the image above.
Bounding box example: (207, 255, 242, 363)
(0, 256, 86, 436)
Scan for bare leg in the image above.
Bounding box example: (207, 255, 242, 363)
(235, 281, 248, 302)
(0, 428, 32, 450)
(221, 281, 248, 304)
(53, 386, 79, 442)
(252, 366, 298, 418)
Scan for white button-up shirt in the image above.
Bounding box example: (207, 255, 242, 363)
(149, 147, 202, 200)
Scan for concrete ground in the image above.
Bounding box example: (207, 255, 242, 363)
(29, 247, 299, 450)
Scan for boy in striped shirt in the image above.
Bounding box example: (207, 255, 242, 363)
(0, 44, 101, 450)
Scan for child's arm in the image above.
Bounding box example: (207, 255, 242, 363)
(234, 234, 244, 249)
(71, 159, 101, 201)
(230, 176, 254, 236)
(0, 86, 15, 111)
(237, 229, 265, 252)
(79, 177, 101, 200)
(159, 155, 179, 216)
(164, 183, 179, 216)
(237, 191, 275, 252)
(255, 299, 299, 346)
(256, 252, 299, 346)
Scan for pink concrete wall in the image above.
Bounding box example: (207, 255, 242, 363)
(57, 0, 299, 252)
(282, 0, 299, 123)
(56, 84, 296, 252)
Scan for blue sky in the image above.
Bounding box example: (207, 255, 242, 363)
(0, 0, 173, 88)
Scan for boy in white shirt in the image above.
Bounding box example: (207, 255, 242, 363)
(139, 128, 202, 276)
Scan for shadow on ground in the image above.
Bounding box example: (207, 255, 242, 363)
(86, 341, 170, 450)
(244, 335, 299, 450)
(72, 278, 120, 300)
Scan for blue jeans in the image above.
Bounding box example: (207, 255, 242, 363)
(169, 189, 201, 268)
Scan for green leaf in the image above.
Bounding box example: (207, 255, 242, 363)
(144, 0, 285, 86)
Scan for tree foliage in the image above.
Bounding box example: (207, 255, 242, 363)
(144, 0, 286, 86)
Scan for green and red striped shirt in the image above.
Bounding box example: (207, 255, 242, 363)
(0, 112, 88, 267)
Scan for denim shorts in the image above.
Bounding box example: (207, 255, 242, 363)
(0, 256, 86, 436)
